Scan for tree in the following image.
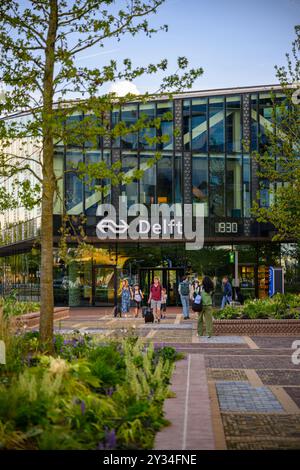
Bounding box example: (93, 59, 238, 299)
(252, 25, 300, 241)
(0, 0, 203, 348)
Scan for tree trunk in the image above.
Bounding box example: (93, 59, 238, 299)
(39, 0, 58, 349)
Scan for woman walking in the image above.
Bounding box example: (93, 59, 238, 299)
(132, 284, 144, 318)
(197, 276, 214, 338)
(121, 279, 132, 318)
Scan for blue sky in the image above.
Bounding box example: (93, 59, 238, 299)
(85, 0, 300, 94)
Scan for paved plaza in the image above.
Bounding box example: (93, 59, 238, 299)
(54, 307, 300, 450)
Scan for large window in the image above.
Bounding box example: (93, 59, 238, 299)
(192, 154, 208, 216)
(209, 97, 225, 153)
(140, 152, 156, 206)
(243, 154, 251, 217)
(157, 154, 172, 203)
(226, 96, 241, 153)
(157, 102, 173, 150)
(226, 154, 242, 217)
(139, 103, 156, 150)
(182, 99, 208, 152)
(121, 153, 138, 207)
(121, 104, 138, 150)
(210, 154, 225, 216)
(65, 149, 83, 214)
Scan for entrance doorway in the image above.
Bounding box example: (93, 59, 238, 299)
(139, 267, 184, 306)
(92, 265, 117, 306)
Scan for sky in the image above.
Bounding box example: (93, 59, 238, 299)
(4, 0, 300, 97)
(86, 0, 300, 94)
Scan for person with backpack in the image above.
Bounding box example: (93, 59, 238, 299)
(178, 275, 191, 319)
(221, 276, 233, 309)
(198, 276, 214, 337)
(132, 284, 144, 318)
(148, 276, 162, 323)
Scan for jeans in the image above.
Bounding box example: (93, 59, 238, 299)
(221, 295, 232, 309)
(180, 295, 190, 318)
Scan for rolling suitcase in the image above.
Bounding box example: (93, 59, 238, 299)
(144, 306, 154, 323)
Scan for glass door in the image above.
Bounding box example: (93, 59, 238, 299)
(93, 265, 116, 306)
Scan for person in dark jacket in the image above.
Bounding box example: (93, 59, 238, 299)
(221, 276, 233, 309)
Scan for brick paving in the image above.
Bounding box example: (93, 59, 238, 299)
(53, 308, 300, 450)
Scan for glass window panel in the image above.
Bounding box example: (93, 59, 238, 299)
(157, 101, 173, 117)
(139, 103, 155, 119)
(112, 107, 120, 148)
(226, 96, 241, 153)
(121, 104, 138, 150)
(209, 97, 224, 152)
(250, 94, 258, 151)
(139, 127, 156, 150)
(121, 153, 138, 207)
(85, 150, 101, 216)
(210, 154, 225, 216)
(226, 154, 242, 218)
(157, 155, 172, 203)
(54, 146, 64, 215)
(65, 113, 83, 148)
(103, 151, 111, 203)
(158, 121, 173, 150)
(243, 154, 251, 217)
(140, 152, 156, 205)
(65, 149, 83, 214)
(192, 154, 208, 216)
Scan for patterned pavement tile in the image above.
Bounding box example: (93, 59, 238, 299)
(207, 369, 248, 381)
(251, 336, 299, 349)
(221, 413, 300, 438)
(257, 370, 300, 386)
(284, 387, 300, 407)
(226, 438, 300, 450)
(205, 356, 300, 369)
(198, 336, 246, 344)
(216, 382, 284, 412)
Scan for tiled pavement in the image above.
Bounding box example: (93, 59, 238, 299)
(53, 307, 300, 450)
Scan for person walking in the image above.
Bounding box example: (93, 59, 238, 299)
(132, 284, 144, 318)
(161, 287, 167, 319)
(121, 279, 132, 318)
(191, 279, 202, 313)
(178, 275, 190, 319)
(148, 276, 162, 323)
(197, 276, 214, 338)
(221, 276, 233, 309)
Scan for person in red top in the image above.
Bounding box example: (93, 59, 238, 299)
(148, 276, 162, 323)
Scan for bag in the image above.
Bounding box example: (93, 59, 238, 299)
(134, 290, 142, 302)
(180, 282, 190, 296)
(144, 307, 154, 323)
(142, 306, 148, 318)
(194, 293, 201, 304)
(113, 304, 121, 318)
(192, 299, 203, 312)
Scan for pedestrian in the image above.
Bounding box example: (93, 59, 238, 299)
(197, 276, 214, 338)
(121, 279, 132, 318)
(132, 284, 144, 318)
(161, 287, 167, 319)
(221, 276, 233, 309)
(178, 275, 190, 319)
(191, 279, 202, 313)
(148, 276, 162, 323)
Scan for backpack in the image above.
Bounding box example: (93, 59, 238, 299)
(180, 281, 190, 296)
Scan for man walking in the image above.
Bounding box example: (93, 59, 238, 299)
(178, 275, 190, 319)
(221, 276, 233, 309)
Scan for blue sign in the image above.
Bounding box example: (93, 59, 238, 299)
(269, 267, 274, 297)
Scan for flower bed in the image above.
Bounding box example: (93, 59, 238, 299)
(0, 330, 182, 450)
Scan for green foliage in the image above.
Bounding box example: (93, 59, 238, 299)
(0, 334, 179, 450)
(1, 296, 40, 319)
(216, 293, 300, 320)
(251, 25, 300, 241)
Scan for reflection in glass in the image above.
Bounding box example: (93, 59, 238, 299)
(226, 154, 242, 217)
(226, 96, 241, 153)
(140, 153, 156, 205)
(121, 104, 138, 149)
(209, 97, 225, 153)
(66, 149, 83, 214)
(210, 154, 225, 216)
(112, 107, 120, 148)
(175, 153, 182, 203)
(192, 154, 208, 216)
(157, 102, 173, 150)
(121, 153, 138, 207)
(157, 155, 172, 203)
(191, 98, 208, 152)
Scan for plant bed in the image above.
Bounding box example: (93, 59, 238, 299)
(9, 307, 70, 329)
(213, 318, 300, 335)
